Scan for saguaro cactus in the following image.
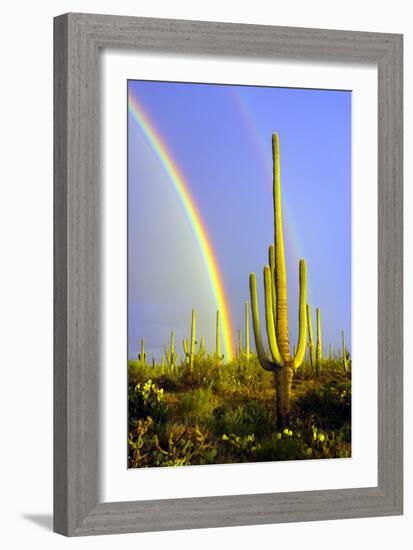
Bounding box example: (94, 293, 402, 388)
(138, 337, 147, 364)
(215, 310, 224, 363)
(342, 330, 348, 372)
(315, 307, 323, 377)
(306, 304, 316, 372)
(239, 302, 251, 362)
(183, 309, 196, 370)
(329, 343, 333, 362)
(165, 330, 178, 371)
(249, 133, 307, 429)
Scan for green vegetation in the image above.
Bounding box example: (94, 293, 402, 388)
(128, 353, 351, 468)
(128, 133, 351, 468)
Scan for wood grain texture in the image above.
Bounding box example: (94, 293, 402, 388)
(53, 13, 403, 536)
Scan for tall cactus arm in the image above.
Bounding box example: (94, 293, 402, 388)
(306, 304, 315, 366)
(272, 133, 290, 361)
(238, 329, 243, 356)
(216, 310, 222, 358)
(239, 303, 251, 360)
(190, 309, 196, 355)
(342, 330, 348, 371)
(316, 307, 322, 363)
(249, 273, 277, 372)
(244, 301, 250, 359)
(292, 259, 307, 369)
(263, 266, 283, 365)
(138, 337, 146, 363)
(165, 330, 177, 368)
(268, 244, 277, 330)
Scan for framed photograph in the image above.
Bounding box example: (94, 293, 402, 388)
(54, 13, 403, 536)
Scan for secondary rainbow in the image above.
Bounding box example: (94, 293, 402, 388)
(128, 91, 235, 360)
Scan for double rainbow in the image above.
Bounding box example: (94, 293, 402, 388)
(128, 91, 235, 361)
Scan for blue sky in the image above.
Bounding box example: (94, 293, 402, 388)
(128, 80, 351, 361)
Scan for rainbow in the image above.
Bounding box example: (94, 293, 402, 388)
(128, 91, 235, 361)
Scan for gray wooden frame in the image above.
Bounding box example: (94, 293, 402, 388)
(54, 12, 403, 536)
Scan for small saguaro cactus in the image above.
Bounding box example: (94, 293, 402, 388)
(249, 133, 307, 429)
(199, 336, 205, 353)
(215, 310, 224, 363)
(316, 307, 323, 377)
(239, 302, 251, 362)
(306, 304, 316, 373)
(329, 343, 333, 362)
(342, 330, 348, 372)
(183, 309, 196, 371)
(138, 337, 147, 364)
(152, 357, 157, 369)
(165, 330, 178, 371)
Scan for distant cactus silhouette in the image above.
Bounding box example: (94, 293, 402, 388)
(138, 337, 147, 364)
(215, 310, 224, 363)
(306, 304, 316, 373)
(165, 330, 178, 371)
(183, 309, 196, 370)
(249, 133, 307, 428)
(342, 330, 349, 372)
(316, 307, 323, 377)
(306, 305, 322, 377)
(239, 302, 251, 362)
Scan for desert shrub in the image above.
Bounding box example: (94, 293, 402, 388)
(157, 422, 218, 466)
(212, 399, 273, 438)
(220, 433, 258, 462)
(128, 418, 217, 468)
(225, 358, 272, 395)
(293, 378, 351, 431)
(173, 356, 222, 390)
(127, 349, 352, 466)
(293, 359, 313, 381)
(128, 361, 159, 386)
(253, 429, 309, 461)
(128, 416, 157, 467)
(176, 387, 218, 424)
(304, 425, 351, 459)
(128, 379, 168, 425)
